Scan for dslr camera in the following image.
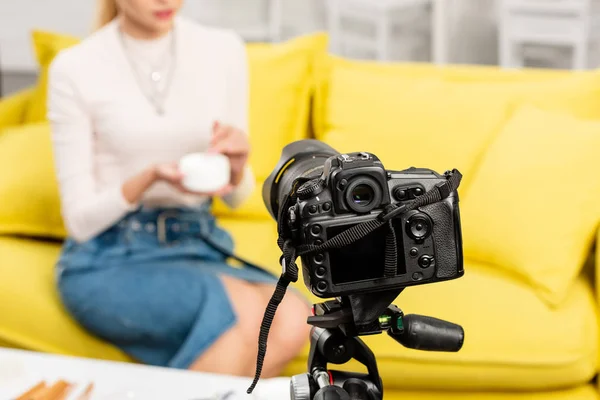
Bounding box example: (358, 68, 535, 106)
(250, 139, 465, 400)
(263, 139, 464, 298)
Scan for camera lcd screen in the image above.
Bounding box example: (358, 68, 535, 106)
(327, 221, 407, 285)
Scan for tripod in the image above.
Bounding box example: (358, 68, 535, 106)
(290, 297, 464, 400)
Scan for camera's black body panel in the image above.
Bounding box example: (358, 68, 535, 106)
(295, 152, 464, 298)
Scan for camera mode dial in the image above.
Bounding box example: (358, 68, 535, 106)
(297, 178, 326, 200)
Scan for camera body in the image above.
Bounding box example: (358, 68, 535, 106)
(291, 151, 464, 298)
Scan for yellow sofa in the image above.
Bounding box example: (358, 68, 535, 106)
(1, 32, 600, 400)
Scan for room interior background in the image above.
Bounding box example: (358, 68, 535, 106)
(0, 0, 591, 96)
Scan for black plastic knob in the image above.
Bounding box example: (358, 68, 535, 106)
(314, 386, 351, 400)
(393, 187, 408, 201)
(418, 255, 434, 268)
(297, 178, 326, 200)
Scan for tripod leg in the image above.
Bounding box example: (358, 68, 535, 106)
(348, 336, 383, 396)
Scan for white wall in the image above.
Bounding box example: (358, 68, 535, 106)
(0, 0, 96, 71)
(0, 0, 500, 72)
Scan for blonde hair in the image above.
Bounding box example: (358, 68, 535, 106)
(93, 0, 119, 31)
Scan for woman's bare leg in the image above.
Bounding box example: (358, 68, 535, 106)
(189, 275, 311, 377)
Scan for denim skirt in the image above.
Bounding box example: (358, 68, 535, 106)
(55, 203, 278, 369)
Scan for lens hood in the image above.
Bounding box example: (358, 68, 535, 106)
(262, 139, 338, 220)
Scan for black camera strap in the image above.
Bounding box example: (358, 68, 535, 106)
(247, 169, 462, 394)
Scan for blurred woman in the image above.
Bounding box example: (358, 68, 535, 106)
(48, 0, 310, 377)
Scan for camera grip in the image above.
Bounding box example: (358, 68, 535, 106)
(420, 199, 463, 279)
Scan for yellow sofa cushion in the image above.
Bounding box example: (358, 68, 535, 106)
(243, 33, 327, 181)
(315, 67, 515, 194)
(23, 31, 79, 124)
(216, 218, 597, 391)
(214, 32, 328, 219)
(0, 236, 131, 362)
(2, 220, 595, 391)
(314, 60, 600, 196)
(0, 88, 35, 130)
(0, 123, 66, 238)
(313, 56, 600, 139)
(460, 105, 600, 305)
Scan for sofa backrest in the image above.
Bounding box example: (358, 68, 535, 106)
(312, 54, 600, 306)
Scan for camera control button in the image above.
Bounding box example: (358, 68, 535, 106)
(409, 248, 419, 257)
(413, 187, 424, 197)
(418, 255, 434, 268)
(310, 225, 322, 236)
(412, 272, 423, 281)
(316, 281, 328, 293)
(323, 202, 331, 212)
(393, 188, 408, 201)
(338, 179, 348, 190)
(406, 214, 432, 241)
(309, 205, 318, 214)
(316, 266, 327, 278)
(314, 254, 325, 263)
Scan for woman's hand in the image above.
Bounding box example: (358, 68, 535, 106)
(121, 122, 247, 206)
(154, 162, 233, 196)
(208, 121, 250, 187)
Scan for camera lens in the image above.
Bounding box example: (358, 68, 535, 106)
(262, 140, 339, 220)
(344, 176, 382, 213)
(351, 184, 374, 206)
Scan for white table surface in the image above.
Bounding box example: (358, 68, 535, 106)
(0, 348, 291, 400)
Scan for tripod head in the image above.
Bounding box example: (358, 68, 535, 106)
(291, 296, 464, 400)
(309, 300, 464, 352)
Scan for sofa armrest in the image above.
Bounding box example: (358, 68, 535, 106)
(0, 87, 34, 130)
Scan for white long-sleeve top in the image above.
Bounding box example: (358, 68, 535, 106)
(47, 16, 255, 243)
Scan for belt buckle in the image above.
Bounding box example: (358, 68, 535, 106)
(157, 210, 180, 245)
(178, 210, 209, 238)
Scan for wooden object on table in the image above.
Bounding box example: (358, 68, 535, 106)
(15, 381, 47, 400)
(15, 380, 93, 400)
(40, 380, 71, 400)
(77, 383, 94, 400)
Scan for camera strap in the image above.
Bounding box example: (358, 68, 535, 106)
(247, 169, 463, 394)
